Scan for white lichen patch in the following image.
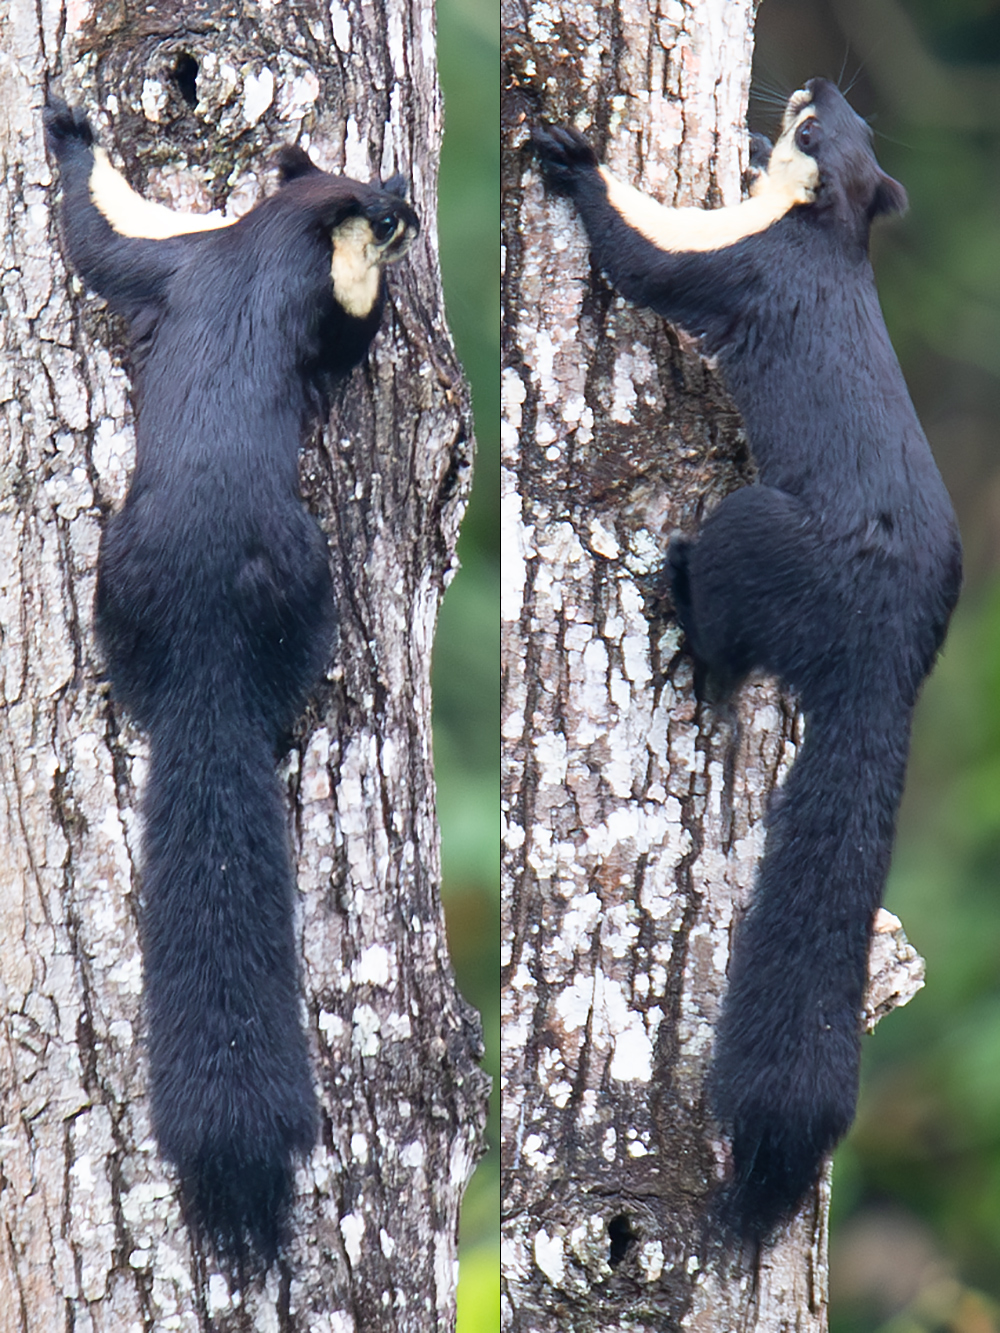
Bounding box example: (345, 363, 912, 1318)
(318, 1010, 347, 1044)
(355, 943, 392, 986)
(243, 66, 275, 125)
(522, 1133, 554, 1172)
(207, 1274, 234, 1315)
(140, 78, 169, 123)
(545, 1079, 573, 1108)
(91, 417, 134, 501)
(66, 1108, 117, 1299)
(343, 116, 370, 180)
(532, 729, 568, 788)
(301, 728, 332, 801)
(400, 1141, 425, 1170)
(350, 1132, 369, 1163)
(340, 1211, 365, 1267)
(608, 344, 656, 423)
(552, 970, 658, 1083)
(610, 1019, 654, 1083)
(639, 1239, 665, 1282)
(567, 1212, 616, 1284)
(387, 7, 406, 78)
(351, 1003, 381, 1056)
(601, 902, 639, 958)
(277, 67, 320, 121)
(434, 1232, 460, 1313)
(532, 1228, 565, 1286)
(555, 892, 602, 954)
(43, 463, 94, 521)
(587, 517, 620, 560)
(329, 2, 353, 51)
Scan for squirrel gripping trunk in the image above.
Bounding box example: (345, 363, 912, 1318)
(532, 79, 962, 1239)
(44, 98, 418, 1269)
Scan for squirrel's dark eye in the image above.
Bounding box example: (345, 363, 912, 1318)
(795, 118, 822, 153)
(371, 213, 397, 243)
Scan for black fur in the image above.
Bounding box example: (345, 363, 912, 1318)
(534, 80, 961, 1241)
(44, 100, 418, 1269)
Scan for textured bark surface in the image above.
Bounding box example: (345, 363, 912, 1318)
(500, 2, 924, 1329)
(0, 1, 488, 1329)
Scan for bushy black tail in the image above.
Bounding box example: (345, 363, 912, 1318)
(710, 691, 912, 1241)
(141, 702, 316, 1268)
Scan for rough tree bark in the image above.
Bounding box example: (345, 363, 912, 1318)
(501, 2, 924, 1329)
(0, 1, 488, 1329)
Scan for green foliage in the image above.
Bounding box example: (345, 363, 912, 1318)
(457, 1240, 502, 1333)
(433, 0, 499, 1321)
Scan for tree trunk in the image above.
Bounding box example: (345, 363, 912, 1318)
(500, 2, 924, 1328)
(0, 2, 488, 1329)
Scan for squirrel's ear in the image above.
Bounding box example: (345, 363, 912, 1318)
(871, 171, 907, 218)
(748, 132, 773, 171)
(275, 146, 322, 184)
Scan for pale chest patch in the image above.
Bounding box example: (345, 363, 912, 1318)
(599, 101, 819, 255)
(329, 216, 382, 318)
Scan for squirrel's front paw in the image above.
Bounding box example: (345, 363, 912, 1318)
(43, 100, 95, 157)
(531, 124, 599, 194)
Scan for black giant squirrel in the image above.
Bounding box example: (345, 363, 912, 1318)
(533, 80, 961, 1242)
(44, 100, 419, 1271)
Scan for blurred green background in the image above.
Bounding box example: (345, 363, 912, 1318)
(433, 0, 498, 1326)
(754, 1, 1000, 1329)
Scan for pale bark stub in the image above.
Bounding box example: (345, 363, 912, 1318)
(0, 1, 488, 1329)
(502, 2, 924, 1329)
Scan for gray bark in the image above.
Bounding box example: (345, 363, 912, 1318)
(500, 1, 923, 1328)
(0, 1, 488, 1328)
